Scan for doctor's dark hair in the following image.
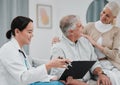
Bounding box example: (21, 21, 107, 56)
(6, 16, 33, 39)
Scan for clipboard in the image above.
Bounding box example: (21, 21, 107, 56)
(59, 61, 96, 80)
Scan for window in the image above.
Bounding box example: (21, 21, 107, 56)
(86, 0, 108, 23)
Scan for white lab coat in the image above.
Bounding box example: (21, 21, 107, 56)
(0, 38, 52, 85)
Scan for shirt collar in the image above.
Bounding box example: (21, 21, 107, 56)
(62, 35, 77, 46)
(10, 37, 22, 50)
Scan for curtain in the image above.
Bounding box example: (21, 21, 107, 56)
(0, 0, 29, 54)
(86, 0, 108, 23)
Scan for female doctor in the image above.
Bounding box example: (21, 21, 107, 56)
(0, 16, 70, 85)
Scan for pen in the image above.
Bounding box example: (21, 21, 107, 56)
(58, 56, 72, 67)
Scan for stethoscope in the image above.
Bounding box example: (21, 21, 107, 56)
(19, 49, 29, 70)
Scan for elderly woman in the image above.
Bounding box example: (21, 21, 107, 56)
(83, 1, 120, 85)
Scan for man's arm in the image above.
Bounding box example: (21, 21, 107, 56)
(93, 67, 111, 85)
(93, 67, 105, 76)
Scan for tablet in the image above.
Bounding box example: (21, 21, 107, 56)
(59, 61, 96, 80)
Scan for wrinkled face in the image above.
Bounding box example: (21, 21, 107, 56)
(100, 7, 115, 24)
(72, 21, 83, 40)
(16, 22, 33, 47)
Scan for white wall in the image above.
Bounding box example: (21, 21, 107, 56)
(54, 0, 94, 37)
(29, 0, 93, 64)
(29, 0, 120, 64)
(29, 0, 56, 63)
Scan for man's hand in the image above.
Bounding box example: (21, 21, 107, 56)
(65, 76, 88, 85)
(97, 74, 111, 85)
(93, 67, 111, 85)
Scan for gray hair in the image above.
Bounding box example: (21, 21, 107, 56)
(59, 15, 80, 36)
(104, 1, 120, 17)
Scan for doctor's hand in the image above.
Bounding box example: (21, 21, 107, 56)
(46, 58, 70, 70)
(97, 74, 111, 85)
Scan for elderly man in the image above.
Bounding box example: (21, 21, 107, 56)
(50, 15, 111, 85)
